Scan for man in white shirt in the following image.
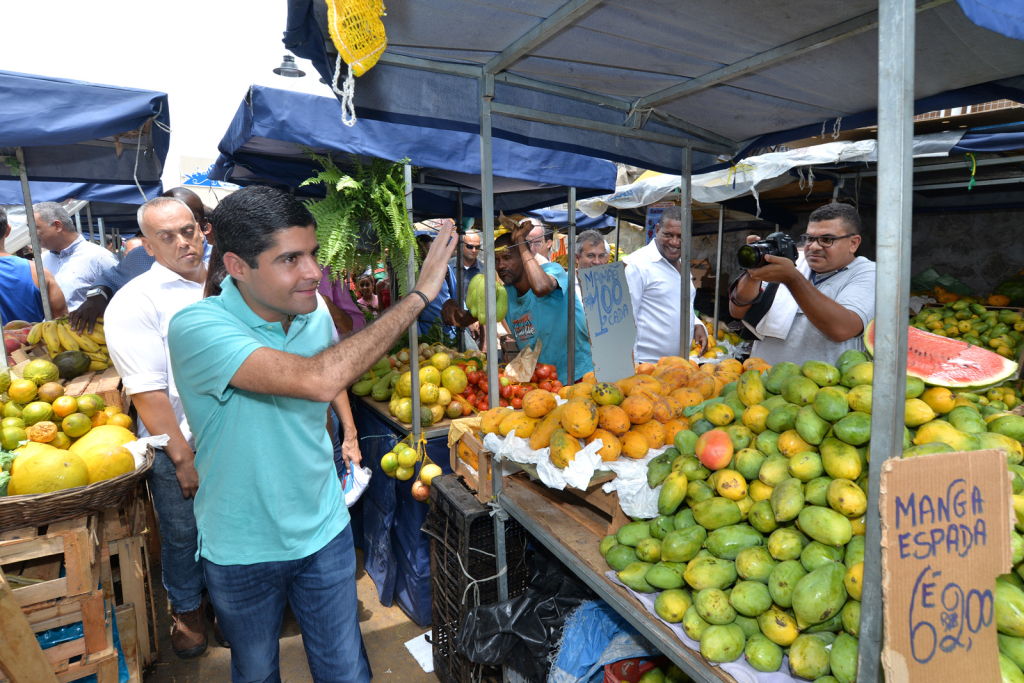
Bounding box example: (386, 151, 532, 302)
(34, 202, 117, 312)
(576, 230, 609, 270)
(624, 207, 709, 363)
(104, 197, 213, 659)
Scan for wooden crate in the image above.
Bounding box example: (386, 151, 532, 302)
(0, 516, 103, 607)
(449, 430, 495, 502)
(100, 497, 156, 668)
(114, 604, 142, 683)
(507, 471, 631, 537)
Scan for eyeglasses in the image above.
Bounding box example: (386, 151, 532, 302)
(463, 244, 481, 250)
(799, 233, 854, 248)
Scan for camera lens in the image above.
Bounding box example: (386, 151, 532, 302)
(738, 244, 763, 269)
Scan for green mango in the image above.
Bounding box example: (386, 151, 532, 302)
(735, 546, 778, 584)
(792, 561, 848, 626)
(801, 541, 844, 572)
(695, 587, 737, 624)
(999, 634, 1024, 674)
(832, 411, 872, 446)
(692, 497, 742, 530)
(658, 471, 688, 516)
(674, 454, 710, 480)
(802, 360, 840, 388)
(646, 561, 687, 590)
(804, 476, 834, 508)
(905, 376, 925, 399)
(700, 624, 746, 663)
(662, 525, 707, 563)
(948, 405, 988, 433)
(755, 429, 782, 456)
(616, 521, 652, 547)
(744, 633, 783, 672)
(902, 441, 957, 459)
(790, 452, 825, 482)
(781, 375, 820, 405)
(841, 599, 861, 636)
(759, 394, 790, 413)
(760, 453, 793, 487)
(637, 669, 664, 683)
(690, 418, 715, 437)
(706, 524, 764, 560)
(649, 515, 675, 540)
(738, 370, 767, 407)
(617, 561, 657, 593)
(990, 415, 1024, 442)
(685, 480, 716, 508)
(840, 361, 873, 388)
(729, 580, 772, 617)
(674, 429, 699, 455)
(798, 506, 854, 547)
(646, 452, 675, 488)
(733, 614, 761, 640)
(722, 392, 746, 420)
(733, 447, 766, 482)
(768, 527, 809, 562)
(768, 559, 807, 608)
(789, 635, 831, 680)
(684, 556, 738, 591)
(683, 604, 711, 640)
(813, 386, 849, 423)
(835, 349, 869, 377)
(636, 537, 662, 563)
(1000, 653, 1024, 683)
(654, 588, 693, 623)
(764, 361, 802, 394)
(371, 371, 398, 401)
(606, 544, 640, 571)
(1012, 469, 1024, 496)
(846, 384, 872, 414)
(748, 499, 779, 534)
(770, 477, 805, 523)
(998, 579, 1024, 636)
(810, 631, 837, 646)
(673, 508, 696, 530)
(804, 609, 845, 634)
(1003, 573, 1024, 591)
(599, 535, 619, 557)
(765, 403, 801, 433)
(795, 405, 831, 446)
(723, 423, 753, 451)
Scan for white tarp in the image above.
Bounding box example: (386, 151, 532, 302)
(578, 131, 966, 218)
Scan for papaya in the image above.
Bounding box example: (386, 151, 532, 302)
(597, 405, 631, 436)
(549, 428, 582, 468)
(480, 407, 513, 434)
(498, 412, 541, 438)
(634, 420, 667, 449)
(585, 428, 622, 461)
(523, 389, 558, 418)
(530, 405, 566, 450)
(560, 398, 598, 438)
(620, 431, 649, 459)
(621, 395, 655, 424)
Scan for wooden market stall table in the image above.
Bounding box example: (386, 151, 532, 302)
(349, 394, 455, 627)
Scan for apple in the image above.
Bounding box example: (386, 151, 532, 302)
(411, 480, 430, 502)
(4, 338, 20, 354)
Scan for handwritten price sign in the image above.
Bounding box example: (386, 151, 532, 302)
(579, 261, 636, 382)
(881, 449, 1011, 682)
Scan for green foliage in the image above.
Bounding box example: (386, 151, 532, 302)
(300, 149, 417, 295)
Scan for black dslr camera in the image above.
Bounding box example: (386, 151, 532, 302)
(737, 232, 798, 269)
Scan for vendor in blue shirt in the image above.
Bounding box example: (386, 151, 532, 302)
(442, 220, 593, 382)
(167, 186, 458, 683)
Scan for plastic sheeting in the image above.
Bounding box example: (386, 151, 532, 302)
(549, 601, 658, 683)
(525, 209, 615, 231)
(957, 0, 1024, 41)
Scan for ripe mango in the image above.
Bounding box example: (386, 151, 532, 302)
(754, 429, 781, 456)
(801, 360, 840, 387)
(788, 635, 831, 680)
(976, 431, 1024, 465)
(683, 555, 737, 591)
(635, 537, 662, 563)
(741, 404, 769, 434)
(744, 633, 783, 672)
(757, 607, 800, 646)
(845, 535, 865, 568)
(997, 579, 1024, 637)
(686, 480, 716, 508)
(779, 429, 817, 458)
(839, 361, 873, 388)
(699, 624, 746, 663)
(549, 428, 582, 468)
(789, 451, 824, 482)
(804, 477, 833, 507)
(827, 478, 867, 518)
(737, 370, 767, 407)
(654, 588, 692, 623)
(904, 398, 936, 428)
(844, 561, 863, 600)
(591, 382, 624, 406)
(674, 454, 709, 481)
(704, 402, 735, 426)
(913, 419, 978, 451)
(841, 600, 861, 637)
(770, 477, 805, 522)
(733, 448, 766, 482)
(846, 384, 872, 413)
(759, 453, 792, 488)
(820, 437, 862, 480)
(599, 534, 619, 557)
(695, 587, 736, 624)
(988, 414, 1024, 442)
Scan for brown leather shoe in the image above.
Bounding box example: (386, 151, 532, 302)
(171, 606, 208, 658)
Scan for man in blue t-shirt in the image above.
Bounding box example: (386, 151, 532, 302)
(442, 221, 593, 382)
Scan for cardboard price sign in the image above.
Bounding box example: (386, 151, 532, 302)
(881, 449, 1012, 682)
(578, 261, 636, 382)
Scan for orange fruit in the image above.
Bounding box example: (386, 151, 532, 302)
(106, 414, 133, 430)
(51, 396, 79, 419)
(89, 412, 109, 428)
(62, 413, 92, 438)
(26, 421, 58, 443)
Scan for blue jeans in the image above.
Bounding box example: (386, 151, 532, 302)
(148, 448, 204, 613)
(202, 525, 370, 683)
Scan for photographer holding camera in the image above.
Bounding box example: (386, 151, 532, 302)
(728, 202, 875, 366)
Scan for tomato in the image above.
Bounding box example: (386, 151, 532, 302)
(550, 380, 563, 392)
(461, 387, 475, 398)
(511, 397, 523, 409)
(548, 368, 558, 382)
(539, 380, 553, 392)
(461, 401, 473, 416)
(500, 384, 514, 399)
(477, 398, 490, 411)
(535, 365, 551, 379)
(478, 379, 488, 394)
(499, 398, 509, 408)
(467, 371, 481, 384)
(512, 385, 526, 399)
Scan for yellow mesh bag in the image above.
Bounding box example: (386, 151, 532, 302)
(326, 0, 388, 126)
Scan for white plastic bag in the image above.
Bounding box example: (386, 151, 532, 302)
(342, 464, 372, 507)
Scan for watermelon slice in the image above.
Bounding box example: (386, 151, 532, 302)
(863, 319, 1018, 389)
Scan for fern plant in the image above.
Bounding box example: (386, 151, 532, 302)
(300, 148, 417, 295)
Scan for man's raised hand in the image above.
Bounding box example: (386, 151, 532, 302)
(413, 221, 458, 301)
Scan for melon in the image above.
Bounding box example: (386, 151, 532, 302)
(67, 425, 136, 456)
(9, 450, 89, 494)
(864, 320, 1017, 389)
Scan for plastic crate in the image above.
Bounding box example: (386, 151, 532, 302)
(427, 474, 530, 683)
(603, 656, 671, 683)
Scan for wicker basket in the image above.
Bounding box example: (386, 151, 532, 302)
(0, 445, 155, 531)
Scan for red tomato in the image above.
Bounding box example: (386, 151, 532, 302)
(477, 398, 490, 411)
(499, 398, 509, 408)
(511, 397, 523, 409)
(512, 385, 526, 399)
(467, 371, 481, 384)
(478, 379, 489, 394)
(461, 401, 473, 416)
(550, 380, 563, 392)
(539, 380, 553, 392)
(536, 365, 551, 379)
(548, 368, 558, 382)
(531, 371, 540, 383)
(462, 387, 475, 398)
(500, 384, 514, 399)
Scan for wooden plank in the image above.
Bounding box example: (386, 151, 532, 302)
(0, 537, 64, 564)
(80, 591, 107, 655)
(113, 536, 150, 667)
(47, 517, 99, 598)
(12, 578, 68, 607)
(0, 573, 59, 683)
(40, 639, 85, 666)
(115, 604, 141, 683)
(19, 558, 62, 583)
(0, 528, 37, 542)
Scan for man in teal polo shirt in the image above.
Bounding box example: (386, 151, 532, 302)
(167, 186, 456, 683)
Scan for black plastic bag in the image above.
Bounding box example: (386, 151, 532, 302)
(456, 549, 595, 683)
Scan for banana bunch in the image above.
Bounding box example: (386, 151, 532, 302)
(28, 318, 111, 371)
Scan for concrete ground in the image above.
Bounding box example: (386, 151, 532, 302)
(143, 550, 437, 683)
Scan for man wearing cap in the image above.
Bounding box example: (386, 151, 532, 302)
(416, 228, 458, 338)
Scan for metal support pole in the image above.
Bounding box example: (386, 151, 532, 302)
(614, 208, 621, 261)
(98, 217, 106, 251)
(679, 147, 692, 356)
(712, 205, 724, 338)
(16, 148, 52, 322)
(84, 203, 92, 236)
(456, 190, 466, 352)
(567, 188, 577, 383)
(73, 212, 82, 235)
(404, 164, 421, 448)
(860, 0, 915, 680)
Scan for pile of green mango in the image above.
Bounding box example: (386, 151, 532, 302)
(911, 301, 1024, 361)
(599, 349, 1024, 680)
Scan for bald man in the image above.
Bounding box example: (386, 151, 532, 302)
(70, 188, 213, 333)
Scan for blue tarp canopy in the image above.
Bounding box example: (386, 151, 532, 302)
(957, 0, 1024, 41)
(526, 208, 615, 231)
(0, 70, 170, 190)
(210, 86, 617, 217)
(286, 0, 1024, 174)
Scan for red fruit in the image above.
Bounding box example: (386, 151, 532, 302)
(4, 337, 20, 354)
(461, 401, 473, 416)
(411, 480, 430, 502)
(531, 372, 540, 383)
(511, 397, 523, 409)
(478, 379, 488, 394)
(550, 380, 563, 392)
(467, 371, 481, 384)
(536, 365, 551, 379)
(695, 429, 734, 471)
(512, 385, 526, 399)
(499, 398, 509, 408)
(477, 398, 490, 411)
(539, 380, 553, 392)
(461, 387, 475, 398)
(500, 384, 514, 399)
